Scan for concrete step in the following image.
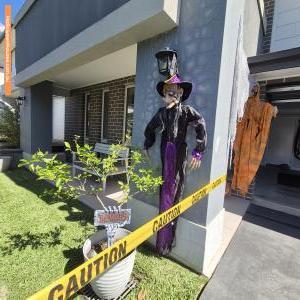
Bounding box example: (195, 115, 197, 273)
(252, 196, 300, 218)
(246, 204, 300, 229)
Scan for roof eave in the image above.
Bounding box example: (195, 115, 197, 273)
(248, 47, 300, 74)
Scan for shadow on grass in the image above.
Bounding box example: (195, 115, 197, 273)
(63, 226, 96, 274)
(0, 167, 101, 288)
(0, 226, 64, 255)
(4, 168, 94, 225)
(3, 168, 98, 278)
(63, 247, 85, 274)
(136, 244, 160, 258)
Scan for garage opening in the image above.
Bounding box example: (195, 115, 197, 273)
(253, 82, 300, 216)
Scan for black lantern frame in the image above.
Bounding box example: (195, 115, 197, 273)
(15, 96, 26, 106)
(155, 47, 178, 77)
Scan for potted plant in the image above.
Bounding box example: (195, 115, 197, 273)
(19, 138, 162, 299)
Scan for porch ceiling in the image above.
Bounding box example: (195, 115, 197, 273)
(52, 44, 137, 89)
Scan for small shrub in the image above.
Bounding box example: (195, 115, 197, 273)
(0, 102, 20, 147)
(19, 138, 163, 208)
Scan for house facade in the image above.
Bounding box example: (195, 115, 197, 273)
(14, 0, 298, 276)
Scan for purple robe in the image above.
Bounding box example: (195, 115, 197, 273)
(144, 103, 207, 254)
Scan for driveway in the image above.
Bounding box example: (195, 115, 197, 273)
(200, 204, 300, 300)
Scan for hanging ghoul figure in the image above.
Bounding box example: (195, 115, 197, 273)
(143, 74, 207, 255)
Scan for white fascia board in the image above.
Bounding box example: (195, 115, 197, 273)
(15, 0, 180, 87)
(254, 66, 300, 81)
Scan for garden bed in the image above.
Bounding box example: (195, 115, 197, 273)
(0, 169, 207, 299)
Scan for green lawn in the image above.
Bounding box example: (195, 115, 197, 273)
(129, 246, 208, 300)
(0, 168, 207, 300)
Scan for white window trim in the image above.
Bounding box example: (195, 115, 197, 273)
(84, 93, 90, 144)
(123, 84, 135, 142)
(101, 89, 109, 143)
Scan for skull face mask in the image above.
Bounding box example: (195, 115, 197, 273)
(162, 83, 184, 106)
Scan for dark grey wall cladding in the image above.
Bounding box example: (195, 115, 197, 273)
(30, 81, 53, 153)
(15, 0, 130, 72)
(20, 80, 53, 154)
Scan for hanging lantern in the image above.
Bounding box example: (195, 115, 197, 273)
(155, 47, 178, 77)
(15, 96, 26, 106)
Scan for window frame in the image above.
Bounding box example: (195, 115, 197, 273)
(123, 84, 135, 143)
(101, 89, 110, 143)
(83, 92, 91, 144)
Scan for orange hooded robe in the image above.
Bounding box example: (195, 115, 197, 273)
(232, 86, 275, 195)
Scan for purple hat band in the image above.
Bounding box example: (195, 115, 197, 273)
(164, 74, 183, 84)
(156, 74, 193, 101)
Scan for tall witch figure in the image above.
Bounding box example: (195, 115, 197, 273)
(143, 74, 207, 255)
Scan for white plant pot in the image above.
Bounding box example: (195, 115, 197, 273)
(0, 156, 12, 172)
(83, 228, 136, 300)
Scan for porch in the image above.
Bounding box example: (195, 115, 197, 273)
(16, 0, 180, 157)
(22, 44, 137, 157)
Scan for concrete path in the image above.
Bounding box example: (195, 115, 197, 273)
(200, 204, 300, 300)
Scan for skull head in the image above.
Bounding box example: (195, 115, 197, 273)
(162, 83, 184, 106)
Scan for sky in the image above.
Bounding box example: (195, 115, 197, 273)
(0, 0, 26, 31)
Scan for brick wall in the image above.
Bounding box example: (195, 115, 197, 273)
(262, 0, 275, 53)
(65, 75, 135, 146)
(65, 92, 85, 145)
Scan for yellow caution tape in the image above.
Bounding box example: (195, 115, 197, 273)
(27, 174, 226, 300)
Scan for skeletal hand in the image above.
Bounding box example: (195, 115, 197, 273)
(188, 156, 201, 170)
(104, 205, 122, 213)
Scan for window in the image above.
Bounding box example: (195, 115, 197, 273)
(52, 96, 65, 142)
(84, 93, 91, 144)
(124, 86, 135, 142)
(101, 90, 110, 143)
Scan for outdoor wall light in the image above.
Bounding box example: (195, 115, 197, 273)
(15, 96, 26, 106)
(155, 47, 178, 77)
